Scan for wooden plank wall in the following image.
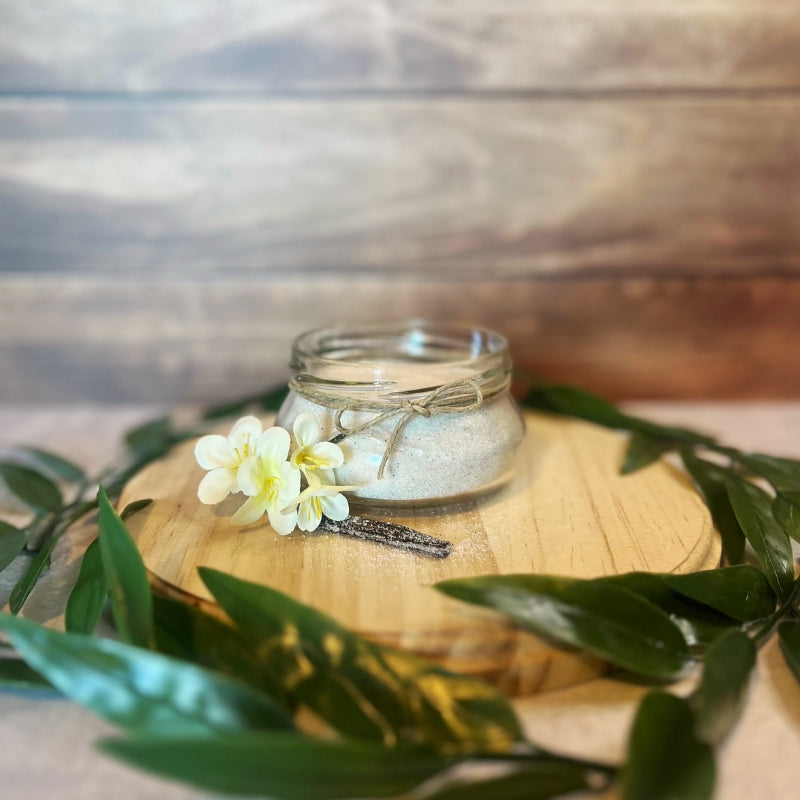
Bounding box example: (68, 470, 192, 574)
(1, 2, 800, 402)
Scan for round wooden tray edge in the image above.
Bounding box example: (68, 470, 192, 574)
(145, 567, 609, 696)
(123, 411, 721, 698)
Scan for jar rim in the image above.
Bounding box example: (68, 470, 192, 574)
(294, 319, 507, 362)
(289, 320, 511, 399)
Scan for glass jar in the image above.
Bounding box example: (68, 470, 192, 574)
(275, 321, 525, 508)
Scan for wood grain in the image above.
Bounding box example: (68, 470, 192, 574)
(3, 1, 800, 92)
(3, 9, 800, 402)
(120, 411, 720, 695)
(1, 275, 798, 403)
(3, 98, 800, 277)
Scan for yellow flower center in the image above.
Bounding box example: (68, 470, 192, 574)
(233, 435, 252, 462)
(311, 496, 323, 517)
(263, 475, 280, 503)
(295, 447, 326, 470)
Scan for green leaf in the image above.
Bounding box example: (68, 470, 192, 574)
(725, 474, 794, 601)
(0, 657, 56, 692)
(124, 417, 172, 452)
(621, 432, 672, 475)
(436, 575, 692, 681)
(689, 629, 755, 745)
(735, 453, 800, 493)
(773, 491, 800, 545)
(200, 568, 524, 754)
(0, 462, 62, 513)
(120, 498, 153, 520)
(8, 500, 97, 614)
(681, 451, 746, 565)
(19, 512, 52, 547)
(8, 534, 59, 614)
(662, 566, 776, 623)
(522, 385, 714, 446)
(64, 539, 107, 634)
(101, 733, 452, 800)
(778, 618, 800, 686)
(121, 419, 197, 474)
(0, 613, 293, 736)
(13, 446, 88, 485)
(152, 594, 271, 695)
(10, 499, 100, 613)
(202, 384, 289, 420)
(622, 692, 714, 800)
(0, 520, 26, 572)
(605, 572, 740, 648)
(421, 760, 603, 800)
(97, 486, 154, 648)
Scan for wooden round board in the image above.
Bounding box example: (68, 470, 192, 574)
(120, 412, 720, 696)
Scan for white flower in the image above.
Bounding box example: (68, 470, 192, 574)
(194, 412, 357, 537)
(194, 416, 263, 504)
(231, 427, 301, 535)
(290, 413, 344, 480)
(294, 470, 353, 533)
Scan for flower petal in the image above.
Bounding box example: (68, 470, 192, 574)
(195, 435, 237, 470)
(293, 413, 321, 448)
(256, 426, 291, 464)
(307, 441, 345, 469)
(276, 461, 302, 505)
(229, 415, 263, 441)
(197, 467, 237, 505)
(317, 468, 337, 487)
(236, 456, 263, 496)
(269, 504, 298, 536)
(231, 494, 270, 526)
(297, 497, 323, 532)
(320, 492, 349, 522)
(228, 415, 263, 454)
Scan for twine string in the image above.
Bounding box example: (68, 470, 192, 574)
(293, 376, 498, 480)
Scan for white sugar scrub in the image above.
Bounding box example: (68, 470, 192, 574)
(275, 322, 526, 507)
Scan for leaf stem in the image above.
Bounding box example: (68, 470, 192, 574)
(752, 577, 800, 647)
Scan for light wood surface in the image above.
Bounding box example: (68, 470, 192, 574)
(3, 276, 800, 403)
(3, 5, 800, 401)
(3, 98, 800, 278)
(3, 95, 800, 401)
(3, 1, 800, 92)
(120, 412, 720, 695)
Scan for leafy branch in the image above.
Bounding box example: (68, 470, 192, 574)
(0, 491, 613, 799)
(0, 389, 289, 615)
(0, 381, 799, 799)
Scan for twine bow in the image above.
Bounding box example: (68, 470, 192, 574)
(327, 378, 486, 480)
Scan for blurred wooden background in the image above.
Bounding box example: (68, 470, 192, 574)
(1, 1, 800, 403)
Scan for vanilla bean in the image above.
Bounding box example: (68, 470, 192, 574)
(318, 515, 452, 559)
